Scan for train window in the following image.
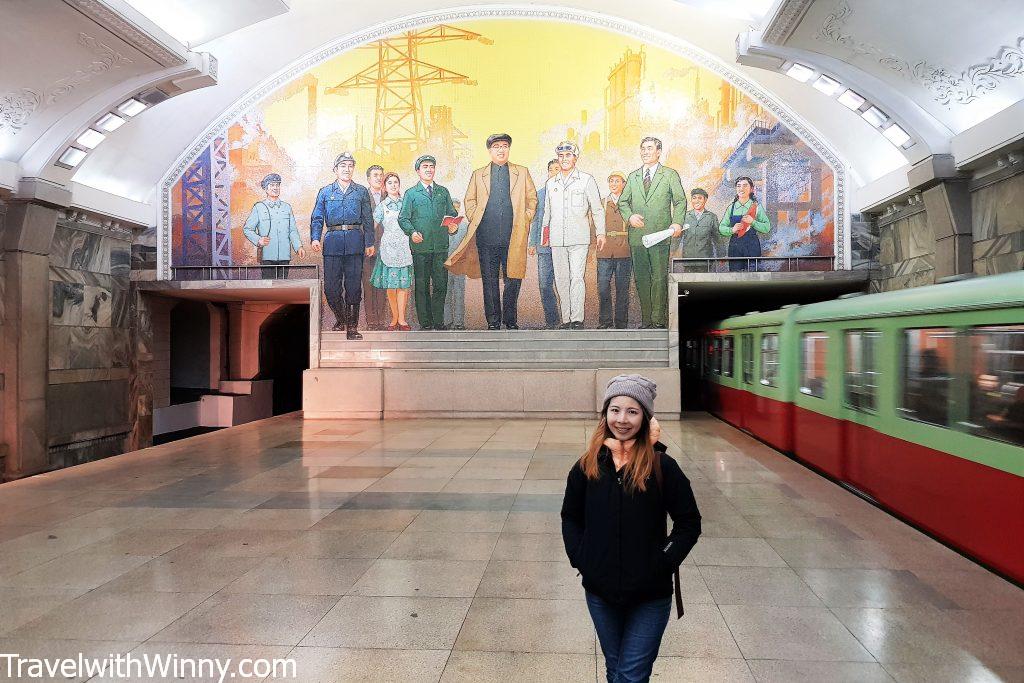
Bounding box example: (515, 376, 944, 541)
(845, 330, 881, 412)
(900, 328, 955, 427)
(723, 336, 734, 377)
(742, 334, 754, 384)
(703, 337, 713, 376)
(713, 337, 723, 374)
(800, 332, 828, 398)
(760, 334, 779, 386)
(967, 325, 1024, 447)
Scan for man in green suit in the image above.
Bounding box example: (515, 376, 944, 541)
(618, 137, 687, 328)
(399, 154, 458, 330)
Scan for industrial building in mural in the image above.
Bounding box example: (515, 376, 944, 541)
(169, 19, 836, 331)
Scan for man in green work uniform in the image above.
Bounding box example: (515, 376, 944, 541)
(679, 187, 720, 265)
(618, 137, 687, 328)
(399, 154, 458, 330)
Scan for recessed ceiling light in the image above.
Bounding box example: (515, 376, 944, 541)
(785, 63, 815, 83)
(57, 147, 88, 168)
(838, 89, 866, 110)
(95, 112, 126, 132)
(117, 98, 146, 117)
(812, 75, 841, 96)
(860, 106, 888, 128)
(883, 123, 911, 147)
(75, 129, 106, 149)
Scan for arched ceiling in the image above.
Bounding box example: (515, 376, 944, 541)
(2, 0, 1022, 224)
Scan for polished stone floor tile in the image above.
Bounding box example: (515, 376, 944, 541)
(406, 510, 509, 533)
(700, 566, 823, 607)
(301, 596, 471, 649)
(880, 661, 1024, 683)
(366, 477, 452, 493)
(222, 557, 373, 595)
(382, 530, 499, 561)
(342, 492, 515, 511)
(349, 558, 487, 597)
(0, 638, 137, 683)
(278, 647, 450, 682)
(311, 508, 419, 531)
(658, 603, 744, 658)
(794, 568, 959, 609)
(492, 532, 567, 562)
(315, 465, 396, 478)
(95, 550, 264, 594)
(721, 604, 876, 662)
(746, 660, 894, 682)
(254, 492, 355, 509)
(441, 651, 596, 682)
(477, 560, 582, 600)
(92, 643, 294, 683)
(0, 586, 87, 636)
(501, 510, 561, 534)
(9, 589, 209, 641)
(441, 478, 522, 494)
(151, 592, 338, 646)
(215, 507, 335, 530)
(650, 656, 756, 682)
(1, 550, 154, 590)
(455, 597, 595, 654)
(282, 529, 400, 558)
(688, 537, 788, 567)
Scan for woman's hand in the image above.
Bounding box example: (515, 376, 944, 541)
(649, 417, 661, 444)
(741, 214, 754, 226)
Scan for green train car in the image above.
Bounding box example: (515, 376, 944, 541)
(702, 271, 1024, 582)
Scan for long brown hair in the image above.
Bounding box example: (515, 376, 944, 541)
(578, 398, 657, 493)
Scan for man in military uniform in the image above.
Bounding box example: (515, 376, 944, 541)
(242, 173, 306, 279)
(310, 152, 375, 340)
(399, 154, 458, 330)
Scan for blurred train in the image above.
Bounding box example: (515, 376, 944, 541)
(696, 271, 1024, 583)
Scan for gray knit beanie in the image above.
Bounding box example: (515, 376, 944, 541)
(603, 374, 657, 417)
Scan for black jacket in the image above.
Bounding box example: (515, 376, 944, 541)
(561, 443, 701, 605)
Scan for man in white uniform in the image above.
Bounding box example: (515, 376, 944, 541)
(542, 141, 605, 329)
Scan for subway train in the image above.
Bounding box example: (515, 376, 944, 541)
(696, 271, 1024, 583)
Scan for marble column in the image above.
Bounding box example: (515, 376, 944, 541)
(2, 200, 60, 480)
(227, 302, 286, 380)
(923, 181, 973, 280)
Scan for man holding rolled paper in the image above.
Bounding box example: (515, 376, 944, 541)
(619, 137, 687, 329)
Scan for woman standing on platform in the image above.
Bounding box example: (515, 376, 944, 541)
(370, 172, 414, 331)
(719, 176, 771, 272)
(561, 375, 702, 682)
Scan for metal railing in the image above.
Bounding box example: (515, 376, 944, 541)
(172, 265, 321, 281)
(671, 256, 836, 273)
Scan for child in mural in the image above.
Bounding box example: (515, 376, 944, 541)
(398, 155, 459, 331)
(543, 140, 606, 330)
(447, 134, 538, 331)
(598, 172, 633, 329)
(443, 199, 468, 330)
(528, 159, 561, 329)
(679, 188, 720, 267)
(370, 172, 414, 331)
(242, 173, 306, 279)
(719, 176, 771, 272)
(619, 138, 687, 329)
(309, 152, 375, 339)
(362, 164, 391, 330)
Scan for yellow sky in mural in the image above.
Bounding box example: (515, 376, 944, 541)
(258, 18, 747, 183)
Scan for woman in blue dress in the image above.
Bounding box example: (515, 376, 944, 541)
(719, 176, 771, 272)
(370, 172, 414, 330)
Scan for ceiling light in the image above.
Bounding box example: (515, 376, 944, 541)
(57, 147, 87, 168)
(838, 90, 866, 110)
(883, 123, 912, 147)
(75, 129, 106, 149)
(785, 63, 815, 83)
(812, 75, 841, 96)
(95, 112, 126, 132)
(117, 98, 146, 117)
(860, 106, 888, 128)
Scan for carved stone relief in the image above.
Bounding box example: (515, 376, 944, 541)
(817, 0, 1024, 106)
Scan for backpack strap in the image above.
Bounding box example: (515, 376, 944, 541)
(652, 452, 684, 619)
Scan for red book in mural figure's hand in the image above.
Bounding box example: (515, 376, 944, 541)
(734, 202, 759, 238)
(441, 216, 461, 228)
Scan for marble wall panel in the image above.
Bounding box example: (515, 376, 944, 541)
(850, 213, 878, 269)
(49, 327, 130, 370)
(974, 230, 1024, 275)
(49, 266, 129, 329)
(46, 380, 129, 444)
(973, 172, 1024, 242)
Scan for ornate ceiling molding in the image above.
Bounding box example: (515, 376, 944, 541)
(158, 6, 851, 277)
(0, 32, 132, 136)
(817, 0, 1024, 106)
(761, 0, 816, 45)
(61, 0, 188, 67)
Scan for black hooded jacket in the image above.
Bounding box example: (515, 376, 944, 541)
(561, 442, 701, 605)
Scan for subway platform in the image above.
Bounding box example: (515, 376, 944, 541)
(0, 414, 1021, 682)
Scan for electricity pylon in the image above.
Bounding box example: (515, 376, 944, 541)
(327, 25, 492, 155)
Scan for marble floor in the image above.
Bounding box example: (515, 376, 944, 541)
(0, 414, 1022, 682)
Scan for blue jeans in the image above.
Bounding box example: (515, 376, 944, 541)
(586, 591, 672, 683)
(537, 249, 559, 328)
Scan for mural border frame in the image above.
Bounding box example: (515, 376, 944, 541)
(158, 5, 850, 279)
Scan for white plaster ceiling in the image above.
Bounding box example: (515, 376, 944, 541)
(0, 0, 180, 161)
(121, 0, 290, 48)
(784, 0, 1024, 135)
